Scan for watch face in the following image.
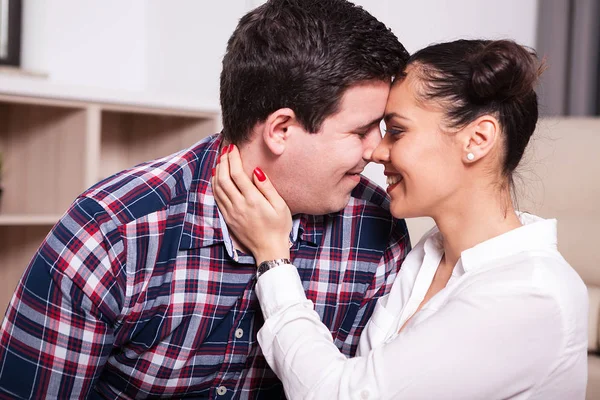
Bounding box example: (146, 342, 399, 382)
(257, 259, 290, 278)
(258, 263, 270, 274)
(256, 262, 272, 278)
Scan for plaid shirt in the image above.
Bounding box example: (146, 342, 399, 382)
(0, 134, 410, 399)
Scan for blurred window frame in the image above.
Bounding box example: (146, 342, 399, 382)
(0, 0, 22, 67)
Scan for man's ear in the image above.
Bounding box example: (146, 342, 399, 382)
(459, 115, 499, 164)
(262, 108, 297, 156)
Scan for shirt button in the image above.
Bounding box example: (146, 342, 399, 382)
(360, 389, 370, 399)
(217, 386, 227, 396)
(235, 328, 244, 339)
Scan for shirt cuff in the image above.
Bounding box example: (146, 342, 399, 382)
(256, 263, 308, 318)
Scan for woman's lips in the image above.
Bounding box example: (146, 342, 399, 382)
(385, 174, 403, 193)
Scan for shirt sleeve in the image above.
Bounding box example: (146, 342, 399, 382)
(256, 265, 563, 400)
(0, 197, 126, 399)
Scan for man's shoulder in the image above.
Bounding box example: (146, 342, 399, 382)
(78, 134, 219, 225)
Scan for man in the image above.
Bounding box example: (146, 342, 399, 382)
(0, 0, 410, 398)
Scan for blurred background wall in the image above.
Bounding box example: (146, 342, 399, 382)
(10, 0, 539, 110)
(2, 0, 542, 186)
(2, 0, 599, 191)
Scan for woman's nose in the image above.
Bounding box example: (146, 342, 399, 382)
(371, 135, 390, 164)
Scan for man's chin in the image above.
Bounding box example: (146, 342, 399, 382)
(304, 197, 352, 216)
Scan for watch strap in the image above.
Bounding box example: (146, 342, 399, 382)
(256, 258, 291, 279)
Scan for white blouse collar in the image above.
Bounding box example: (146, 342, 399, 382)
(421, 213, 558, 273)
(461, 213, 557, 272)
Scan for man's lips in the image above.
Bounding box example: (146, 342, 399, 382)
(345, 169, 364, 183)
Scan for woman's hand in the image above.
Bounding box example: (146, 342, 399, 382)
(212, 144, 292, 265)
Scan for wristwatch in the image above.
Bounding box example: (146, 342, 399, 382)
(256, 258, 291, 279)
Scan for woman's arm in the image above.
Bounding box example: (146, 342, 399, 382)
(255, 265, 562, 400)
(212, 147, 563, 399)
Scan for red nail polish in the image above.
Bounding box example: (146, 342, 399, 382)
(212, 167, 215, 176)
(228, 144, 234, 153)
(217, 155, 221, 163)
(221, 145, 228, 155)
(254, 167, 266, 182)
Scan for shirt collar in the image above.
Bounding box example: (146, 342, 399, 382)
(179, 134, 321, 251)
(421, 212, 557, 273)
(178, 134, 223, 250)
(218, 210, 303, 261)
(460, 212, 558, 272)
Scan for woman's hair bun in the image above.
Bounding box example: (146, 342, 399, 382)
(468, 40, 541, 104)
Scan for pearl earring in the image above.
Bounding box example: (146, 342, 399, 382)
(467, 153, 475, 161)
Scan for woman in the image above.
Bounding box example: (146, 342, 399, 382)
(212, 39, 589, 399)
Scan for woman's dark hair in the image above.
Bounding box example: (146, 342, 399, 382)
(405, 39, 544, 179)
(220, 0, 409, 144)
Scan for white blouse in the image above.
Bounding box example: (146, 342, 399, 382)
(255, 213, 589, 400)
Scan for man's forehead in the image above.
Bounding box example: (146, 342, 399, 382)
(324, 106, 385, 130)
(336, 80, 390, 118)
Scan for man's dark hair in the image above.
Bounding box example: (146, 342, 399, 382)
(220, 0, 409, 144)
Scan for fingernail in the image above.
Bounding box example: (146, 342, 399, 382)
(221, 145, 228, 155)
(217, 155, 221, 163)
(212, 167, 215, 176)
(228, 144, 234, 153)
(254, 167, 266, 182)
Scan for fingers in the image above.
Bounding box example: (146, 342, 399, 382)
(213, 144, 289, 219)
(252, 167, 290, 214)
(213, 185, 233, 218)
(227, 145, 259, 198)
(211, 144, 293, 262)
(213, 144, 243, 214)
(218, 144, 273, 211)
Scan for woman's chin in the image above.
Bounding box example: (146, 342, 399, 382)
(387, 184, 424, 219)
(389, 200, 423, 220)
(391, 210, 419, 219)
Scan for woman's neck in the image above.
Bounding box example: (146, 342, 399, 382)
(432, 186, 522, 270)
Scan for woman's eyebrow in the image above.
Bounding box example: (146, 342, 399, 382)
(384, 112, 411, 122)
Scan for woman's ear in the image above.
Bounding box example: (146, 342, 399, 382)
(262, 108, 297, 156)
(459, 115, 499, 164)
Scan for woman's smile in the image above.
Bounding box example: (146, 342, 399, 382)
(385, 173, 403, 193)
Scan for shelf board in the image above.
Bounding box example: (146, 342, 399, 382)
(0, 66, 48, 79)
(0, 75, 221, 116)
(0, 214, 62, 226)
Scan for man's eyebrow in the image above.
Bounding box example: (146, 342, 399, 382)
(354, 116, 384, 131)
(384, 112, 410, 122)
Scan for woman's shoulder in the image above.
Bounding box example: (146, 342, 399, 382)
(529, 251, 589, 314)
(456, 249, 588, 335)
(463, 248, 585, 295)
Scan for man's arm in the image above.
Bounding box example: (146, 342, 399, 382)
(0, 197, 125, 399)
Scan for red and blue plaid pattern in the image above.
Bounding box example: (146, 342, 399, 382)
(0, 134, 410, 399)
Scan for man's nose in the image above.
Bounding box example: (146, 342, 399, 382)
(371, 135, 390, 165)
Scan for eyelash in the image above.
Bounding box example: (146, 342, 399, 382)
(384, 127, 405, 136)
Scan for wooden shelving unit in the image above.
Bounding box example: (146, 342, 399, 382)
(0, 92, 219, 316)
